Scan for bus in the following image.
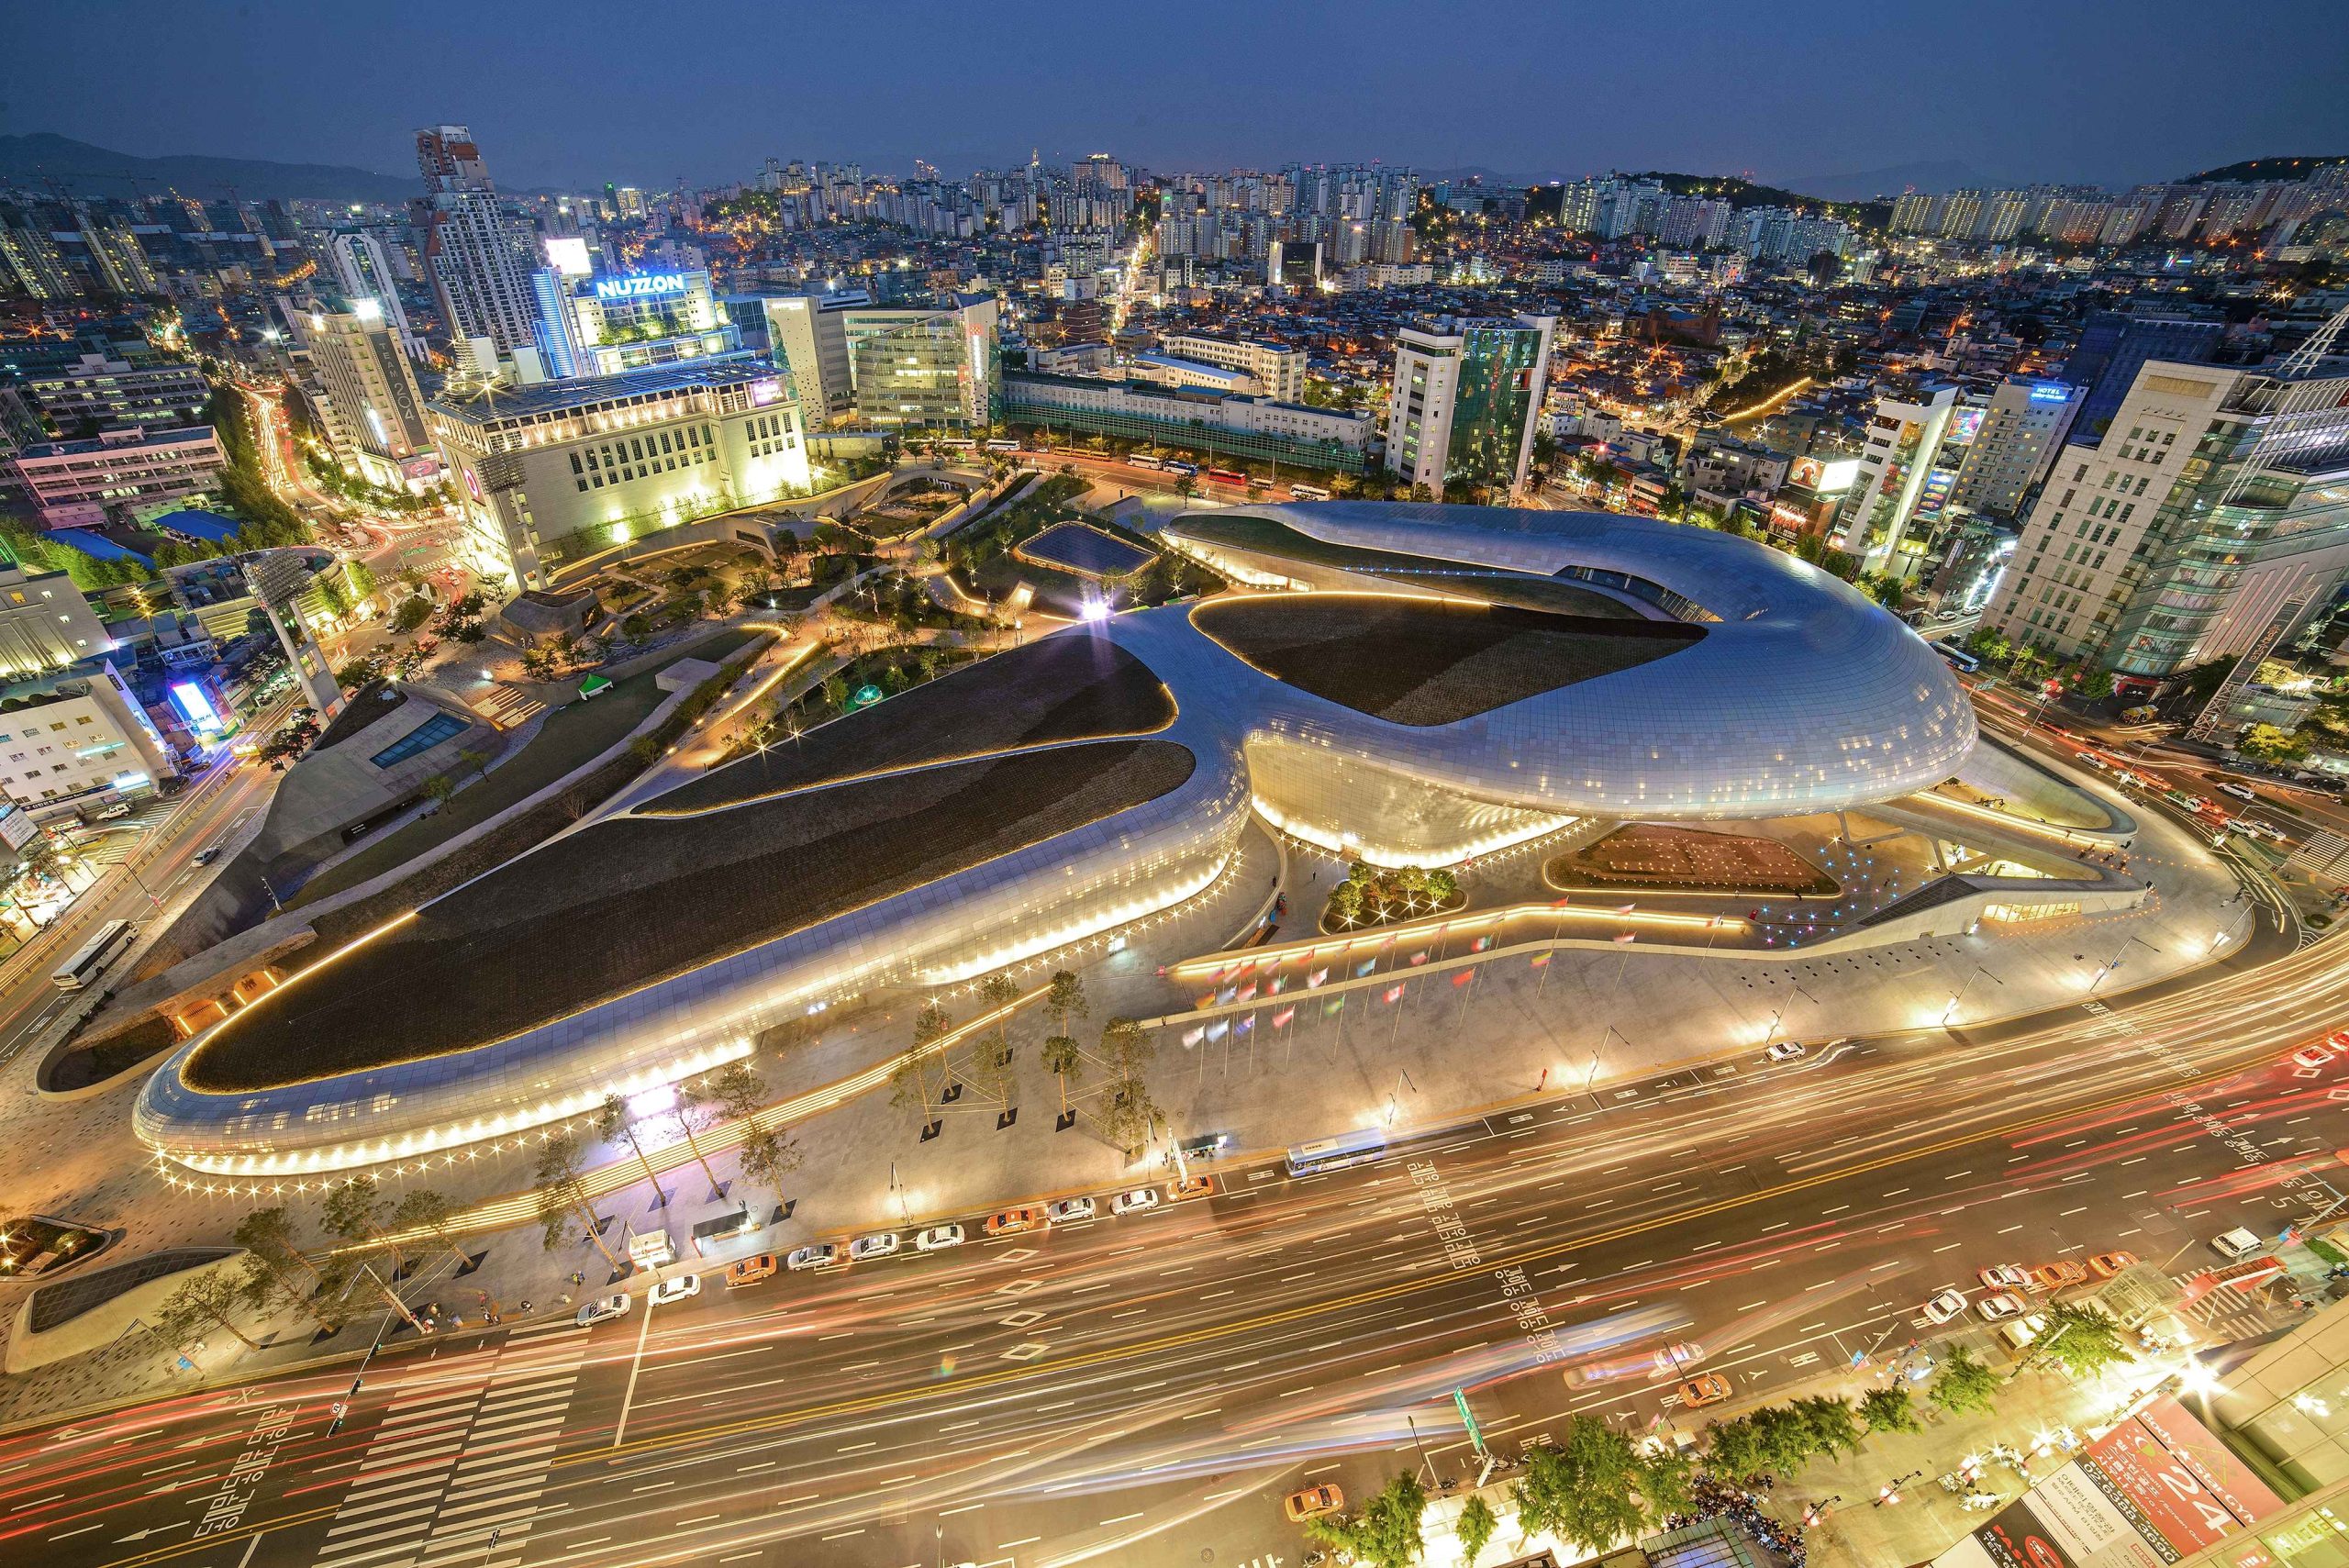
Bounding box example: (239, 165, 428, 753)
(1286, 1127, 1388, 1177)
(1286, 483, 1332, 502)
(1930, 642, 1980, 674)
(983, 438, 1020, 453)
(1207, 467, 1248, 487)
(1163, 461, 1198, 479)
(935, 437, 977, 453)
(1128, 453, 1165, 471)
(52, 918, 138, 993)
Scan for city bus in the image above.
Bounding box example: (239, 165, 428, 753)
(1207, 467, 1248, 487)
(983, 438, 1020, 453)
(1286, 1127, 1388, 1177)
(1162, 461, 1199, 479)
(1128, 453, 1165, 471)
(51, 918, 138, 993)
(1930, 642, 1981, 674)
(1287, 483, 1332, 502)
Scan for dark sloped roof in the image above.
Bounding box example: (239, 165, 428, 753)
(1193, 595, 1700, 727)
(185, 738, 1195, 1091)
(648, 633, 1172, 815)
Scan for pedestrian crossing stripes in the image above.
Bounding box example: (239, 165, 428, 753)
(310, 1319, 588, 1568)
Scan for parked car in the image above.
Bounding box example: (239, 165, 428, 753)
(2087, 1251, 2140, 1279)
(785, 1242, 843, 1272)
(2213, 1227, 2266, 1260)
(847, 1232, 901, 1262)
(1978, 1264, 2032, 1292)
(1284, 1485, 1345, 1522)
(649, 1273, 701, 1306)
(724, 1254, 777, 1287)
(1112, 1186, 1162, 1217)
(193, 843, 225, 866)
(1978, 1293, 2029, 1321)
(1678, 1373, 1733, 1408)
(1922, 1288, 1969, 1324)
(1765, 1040, 1807, 1062)
(1045, 1196, 1097, 1224)
(985, 1207, 1047, 1237)
(2031, 1261, 2089, 1292)
(914, 1224, 966, 1252)
(575, 1293, 630, 1327)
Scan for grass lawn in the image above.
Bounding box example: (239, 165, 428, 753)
(292, 627, 758, 906)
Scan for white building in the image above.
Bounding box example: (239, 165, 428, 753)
(301, 299, 436, 487)
(841, 295, 999, 429)
(326, 231, 425, 361)
(413, 126, 540, 372)
(1386, 315, 1556, 496)
(1833, 384, 1962, 574)
(0, 562, 109, 678)
(0, 660, 173, 812)
(1159, 333, 1306, 401)
(10, 424, 227, 530)
(726, 289, 865, 419)
(1949, 376, 2083, 518)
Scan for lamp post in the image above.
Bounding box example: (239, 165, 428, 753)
(1764, 982, 1820, 1044)
(2089, 934, 2160, 993)
(1942, 964, 2003, 1028)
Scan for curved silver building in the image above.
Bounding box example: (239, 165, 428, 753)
(136, 504, 1976, 1176)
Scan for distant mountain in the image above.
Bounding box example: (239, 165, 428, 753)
(1776, 161, 1989, 200)
(2182, 155, 2348, 183)
(0, 133, 419, 204)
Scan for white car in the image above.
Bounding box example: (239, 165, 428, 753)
(848, 1232, 901, 1262)
(914, 1224, 965, 1252)
(2218, 781, 2258, 802)
(1765, 1040, 1807, 1062)
(1977, 1263, 2032, 1292)
(1111, 1186, 1162, 1217)
(785, 1242, 842, 1272)
(2212, 1227, 2266, 1261)
(648, 1273, 701, 1306)
(1977, 1292, 2029, 1321)
(1922, 1288, 1969, 1325)
(1045, 1196, 1097, 1224)
(575, 1293, 630, 1327)
(2293, 1044, 2337, 1070)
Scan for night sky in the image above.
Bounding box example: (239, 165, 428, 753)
(6, 0, 2347, 193)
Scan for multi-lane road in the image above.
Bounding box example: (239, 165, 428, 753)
(3, 864, 2344, 1568)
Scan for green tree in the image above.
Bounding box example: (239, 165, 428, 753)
(1456, 1494, 1498, 1565)
(1513, 1415, 1654, 1550)
(1040, 1035, 1083, 1118)
(320, 1175, 406, 1273)
(2032, 1301, 2135, 1381)
(1795, 1394, 1863, 1459)
(1748, 1403, 1818, 1475)
(156, 1270, 264, 1351)
(1642, 1443, 1696, 1518)
(231, 1207, 322, 1323)
(533, 1132, 624, 1273)
(1306, 1472, 1427, 1568)
(2240, 723, 2309, 763)
(1930, 1343, 2000, 1417)
(1705, 1414, 1765, 1479)
(1045, 969, 1088, 1037)
(1859, 1385, 1920, 1436)
(892, 1000, 953, 1120)
(388, 1188, 473, 1274)
(595, 1093, 668, 1208)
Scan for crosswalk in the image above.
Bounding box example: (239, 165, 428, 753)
(312, 1319, 588, 1568)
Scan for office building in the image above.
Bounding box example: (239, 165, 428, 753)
(0, 660, 174, 812)
(530, 263, 740, 382)
(11, 425, 227, 530)
(412, 126, 540, 370)
(1002, 373, 1375, 472)
(2060, 308, 2227, 445)
(1385, 315, 1556, 495)
(841, 295, 1000, 429)
(301, 298, 436, 487)
(1833, 384, 1963, 574)
(1158, 334, 1307, 401)
(13, 354, 209, 435)
(427, 360, 810, 590)
(0, 562, 110, 678)
(1948, 376, 2083, 518)
(726, 290, 864, 418)
(325, 230, 425, 361)
(1985, 355, 2349, 676)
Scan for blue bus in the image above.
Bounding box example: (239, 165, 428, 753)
(1931, 642, 1980, 674)
(1286, 1128, 1388, 1177)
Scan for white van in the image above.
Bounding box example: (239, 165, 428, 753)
(2212, 1227, 2266, 1260)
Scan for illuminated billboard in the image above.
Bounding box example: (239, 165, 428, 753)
(1791, 456, 1863, 494)
(167, 681, 225, 736)
(1944, 406, 1986, 447)
(593, 272, 687, 302)
(544, 236, 594, 277)
(2029, 382, 2073, 404)
(749, 377, 783, 407)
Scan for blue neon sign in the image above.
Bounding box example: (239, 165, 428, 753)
(2027, 383, 2070, 403)
(594, 272, 687, 302)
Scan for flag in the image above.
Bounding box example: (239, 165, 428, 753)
(1473, 935, 1492, 951)
(1236, 983, 1258, 1003)
(1530, 951, 1551, 968)
(1308, 967, 1329, 988)
(1181, 1027, 1206, 1047)
(1453, 969, 1475, 987)
(1355, 958, 1378, 977)
(1408, 950, 1428, 966)
(1206, 1020, 1230, 1041)
(1217, 985, 1237, 1004)
(1234, 961, 1258, 980)
(1614, 902, 1637, 916)
(1196, 993, 1216, 1009)
(1272, 1006, 1296, 1029)
(1268, 976, 1286, 994)
(1552, 896, 1573, 908)
(1613, 932, 1638, 946)
(1322, 995, 1347, 1016)
(1236, 1016, 1255, 1032)
(1382, 984, 1406, 1004)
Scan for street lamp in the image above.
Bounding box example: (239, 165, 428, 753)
(2088, 934, 2160, 992)
(1942, 964, 2004, 1027)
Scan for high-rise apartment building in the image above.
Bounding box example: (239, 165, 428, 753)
(1385, 315, 1556, 496)
(412, 126, 540, 370)
(1984, 355, 2349, 676)
(841, 295, 1001, 428)
(1949, 376, 2084, 518)
(1832, 384, 1962, 573)
(326, 230, 425, 361)
(302, 298, 436, 487)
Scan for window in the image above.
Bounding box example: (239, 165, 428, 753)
(368, 711, 468, 769)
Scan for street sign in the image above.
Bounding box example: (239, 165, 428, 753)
(1453, 1388, 1485, 1456)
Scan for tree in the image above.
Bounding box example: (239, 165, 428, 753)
(1859, 1385, 1920, 1436)
(320, 1176, 405, 1274)
(1748, 1402, 1818, 1475)
(534, 1133, 624, 1272)
(422, 773, 458, 810)
(2032, 1301, 2135, 1381)
(1040, 1035, 1083, 1118)
(1306, 1472, 1427, 1568)
(1705, 1415, 1765, 1480)
(2240, 723, 2309, 763)
(1045, 969, 1088, 1037)
(1513, 1415, 1654, 1550)
(1794, 1394, 1863, 1459)
(1642, 1442, 1696, 1518)
(1455, 1494, 1498, 1565)
(157, 1269, 263, 1351)
(596, 1093, 668, 1208)
(893, 1000, 953, 1121)
(1930, 1343, 2000, 1417)
(388, 1189, 473, 1273)
(231, 1207, 323, 1323)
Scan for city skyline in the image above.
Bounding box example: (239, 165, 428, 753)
(6, 0, 2348, 194)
